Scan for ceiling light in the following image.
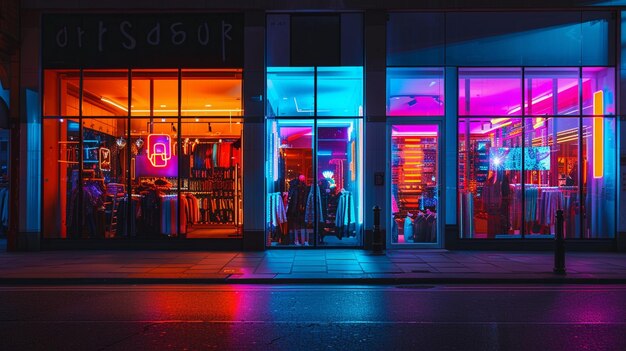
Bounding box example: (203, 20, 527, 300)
(161, 118, 166, 122)
(160, 104, 167, 108)
(429, 81, 437, 87)
(101, 97, 128, 112)
(205, 104, 212, 107)
(195, 118, 200, 122)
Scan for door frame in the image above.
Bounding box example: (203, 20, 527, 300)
(386, 118, 445, 249)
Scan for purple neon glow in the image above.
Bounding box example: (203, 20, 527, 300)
(392, 124, 439, 136)
(135, 154, 179, 177)
(459, 67, 615, 117)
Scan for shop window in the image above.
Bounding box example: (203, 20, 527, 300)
(391, 124, 440, 244)
(266, 66, 363, 117)
(82, 70, 129, 117)
(522, 117, 580, 238)
(387, 68, 444, 116)
(131, 69, 179, 117)
(265, 119, 362, 247)
(458, 118, 523, 239)
(581, 117, 616, 238)
(181, 69, 243, 117)
(81, 118, 129, 239)
(42, 68, 245, 240)
(524, 68, 579, 116)
(266, 67, 315, 117)
(180, 118, 243, 239)
(42, 118, 80, 238)
(458, 68, 522, 116)
(316, 67, 363, 117)
(316, 119, 362, 245)
(582, 67, 615, 116)
(266, 119, 314, 246)
(43, 70, 80, 116)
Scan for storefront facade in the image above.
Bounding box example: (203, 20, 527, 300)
(5, 1, 625, 251)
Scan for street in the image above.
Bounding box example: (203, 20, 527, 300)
(0, 284, 625, 350)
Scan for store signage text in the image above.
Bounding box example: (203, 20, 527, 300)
(42, 14, 243, 68)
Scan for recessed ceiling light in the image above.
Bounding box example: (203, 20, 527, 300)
(160, 104, 167, 108)
(205, 104, 212, 107)
(195, 118, 200, 122)
(161, 118, 166, 122)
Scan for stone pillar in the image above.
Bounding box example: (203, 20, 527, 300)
(242, 11, 266, 250)
(364, 10, 387, 250)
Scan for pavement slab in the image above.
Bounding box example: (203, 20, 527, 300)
(0, 248, 624, 284)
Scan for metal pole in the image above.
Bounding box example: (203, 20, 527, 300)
(372, 205, 383, 255)
(553, 209, 566, 275)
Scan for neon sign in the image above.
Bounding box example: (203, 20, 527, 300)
(99, 147, 111, 171)
(593, 91, 604, 179)
(147, 134, 172, 168)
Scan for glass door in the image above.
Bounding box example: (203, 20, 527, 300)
(389, 123, 441, 247)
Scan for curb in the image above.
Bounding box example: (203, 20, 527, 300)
(1, 277, 626, 285)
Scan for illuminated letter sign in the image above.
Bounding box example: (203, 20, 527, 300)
(147, 134, 172, 168)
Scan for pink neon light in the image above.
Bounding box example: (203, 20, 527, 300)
(147, 134, 172, 168)
(392, 124, 439, 136)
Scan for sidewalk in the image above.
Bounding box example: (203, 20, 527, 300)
(1, 247, 625, 284)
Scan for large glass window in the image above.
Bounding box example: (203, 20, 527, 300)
(265, 119, 363, 247)
(582, 117, 617, 238)
(316, 67, 363, 117)
(458, 68, 522, 116)
(82, 70, 129, 117)
(391, 124, 440, 244)
(42, 69, 243, 240)
(266, 119, 314, 246)
(582, 67, 615, 116)
(43, 70, 80, 117)
(387, 68, 445, 116)
(316, 119, 362, 245)
(267, 67, 363, 117)
(458, 118, 523, 239)
(458, 67, 616, 240)
(525, 68, 579, 116)
(181, 69, 243, 117)
(266, 67, 314, 117)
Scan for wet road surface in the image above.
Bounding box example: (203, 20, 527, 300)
(0, 284, 625, 350)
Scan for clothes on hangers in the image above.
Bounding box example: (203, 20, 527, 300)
(335, 189, 356, 238)
(403, 215, 414, 242)
(305, 184, 323, 225)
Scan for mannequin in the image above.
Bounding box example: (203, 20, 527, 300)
(287, 174, 308, 245)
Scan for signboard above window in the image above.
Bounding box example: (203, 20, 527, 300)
(42, 14, 244, 68)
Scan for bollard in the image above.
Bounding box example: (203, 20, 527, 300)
(372, 205, 384, 255)
(553, 209, 566, 275)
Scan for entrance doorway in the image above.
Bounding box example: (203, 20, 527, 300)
(389, 123, 441, 248)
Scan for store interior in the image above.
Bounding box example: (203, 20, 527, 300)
(458, 67, 616, 239)
(42, 69, 243, 240)
(390, 124, 439, 244)
(266, 119, 362, 247)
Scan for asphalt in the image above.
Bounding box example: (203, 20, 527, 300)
(1, 243, 625, 284)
